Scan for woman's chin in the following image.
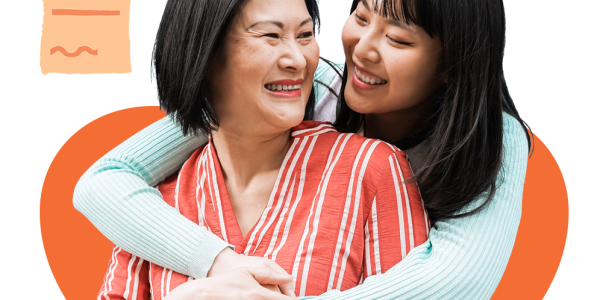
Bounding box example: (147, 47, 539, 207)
(345, 98, 374, 115)
(269, 112, 305, 131)
(344, 87, 375, 114)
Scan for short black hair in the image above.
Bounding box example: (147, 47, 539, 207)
(153, 0, 320, 136)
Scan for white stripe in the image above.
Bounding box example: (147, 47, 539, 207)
(364, 221, 372, 277)
(201, 152, 211, 230)
(244, 138, 300, 255)
(393, 155, 415, 250)
(291, 134, 346, 293)
(327, 139, 371, 290)
(305, 128, 337, 137)
(291, 123, 334, 137)
(264, 175, 296, 258)
(103, 247, 122, 300)
(196, 151, 209, 228)
(244, 139, 298, 255)
(131, 258, 144, 300)
(262, 138, 308, 256)
(389, 156, 407, 258)
(174, 157, 191, 213)
(371, 198, 381, 274)
(98, 246, 118, 300)
(336, 141, 380, 290)
(207, 145, 229, 243)
(148, 264, 154, 299)
(160, 268, 167, 298)
(123, 255, 136, 299)
(204, 147, 216, 213)
(384, 142, 397, 152)
(166, 270, 173, 295)
(270, 136, 318, 261)
(300, 133, 353, 295)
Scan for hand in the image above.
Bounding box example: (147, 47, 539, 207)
(165, 266, 296, 300)
(208, 248, 295, 296)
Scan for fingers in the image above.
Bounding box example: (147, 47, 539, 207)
(265, 261, 295, 297)
(273, 274, 295, 298)
(248, 266, 294, 287)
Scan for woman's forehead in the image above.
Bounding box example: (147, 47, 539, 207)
(237, 0, 312, 27)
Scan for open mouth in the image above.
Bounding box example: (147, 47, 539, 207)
(264, 79, 303, 97)
(354, 66, 387, 85)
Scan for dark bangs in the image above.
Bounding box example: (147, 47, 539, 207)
(355, 0, 440, 37)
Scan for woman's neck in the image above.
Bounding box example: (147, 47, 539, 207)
(365, 97, 434, 143)
(211, 127, 291, 191)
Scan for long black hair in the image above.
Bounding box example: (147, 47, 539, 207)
(334, 0, 532, 223)
(153, 0, 320, 136)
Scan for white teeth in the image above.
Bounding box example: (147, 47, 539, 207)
(265, 83, 302, 92)
(354, 66, 386, 85)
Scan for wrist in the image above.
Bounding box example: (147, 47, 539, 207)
(207, 247, 240, 277)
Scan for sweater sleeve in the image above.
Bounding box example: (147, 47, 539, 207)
(301, 113, 529, 299)
(73, 63, 344, 279)
(73, 117, 230, 279)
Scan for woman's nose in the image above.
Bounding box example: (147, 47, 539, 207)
(353, 30, 380, 63)
(278, 42, 307, 72)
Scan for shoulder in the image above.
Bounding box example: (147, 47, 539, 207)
(313, 60, 344, 106)
(314, 59, 344, 82)
(498, 112, 529, 188)
(501, 112, 529, 160)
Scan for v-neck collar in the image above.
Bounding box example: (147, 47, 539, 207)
(205, 134, 296, 252)
(204, 121, 335, 253)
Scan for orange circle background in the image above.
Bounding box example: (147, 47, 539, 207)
(40, 107, 569, 299)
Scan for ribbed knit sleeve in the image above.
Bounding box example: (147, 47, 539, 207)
(73, 61, 340, 279)
(301, 113, 529, 299)
(73, 117, 230, 279)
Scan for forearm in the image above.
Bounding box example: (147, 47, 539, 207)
(73, 117, 228, 278)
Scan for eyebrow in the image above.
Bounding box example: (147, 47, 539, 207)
(360, 0, 417, 34)
(246, 18, 313, 31)
(385, 18, 416, 34)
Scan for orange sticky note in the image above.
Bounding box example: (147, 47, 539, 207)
(40, 0, 131, 74)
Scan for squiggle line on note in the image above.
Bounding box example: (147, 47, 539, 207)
(50, 46, 98, 57)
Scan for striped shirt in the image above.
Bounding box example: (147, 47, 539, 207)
(97, 121, 429, 299)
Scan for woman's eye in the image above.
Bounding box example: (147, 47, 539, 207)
(387, 36, 412, 46)
(264, 33, 280, 39)
(355, 13, 367, 23)
(298, 31, 313, 39)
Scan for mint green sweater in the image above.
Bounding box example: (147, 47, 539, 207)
(73, 62, 528, 299)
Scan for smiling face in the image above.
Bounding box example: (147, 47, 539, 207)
(209, 0, 319, 137)
(342, 0, 445, 116)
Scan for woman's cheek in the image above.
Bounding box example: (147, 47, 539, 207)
(341, 20, 356, 55)
(308, 41, 320, 69)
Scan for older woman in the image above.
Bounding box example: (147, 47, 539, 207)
(94, 0, 428, 299)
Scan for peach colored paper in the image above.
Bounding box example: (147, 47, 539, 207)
(40, 0, 131, 74)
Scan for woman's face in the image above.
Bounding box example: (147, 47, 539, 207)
(210, 0, 319, 137)
(342, 0, 445, 115)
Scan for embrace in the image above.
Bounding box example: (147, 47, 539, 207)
(74, 0, 530, 299)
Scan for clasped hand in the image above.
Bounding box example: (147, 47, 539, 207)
(164, 248, 297, 300)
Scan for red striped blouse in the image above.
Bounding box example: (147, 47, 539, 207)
(97, 121, 429, 299)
